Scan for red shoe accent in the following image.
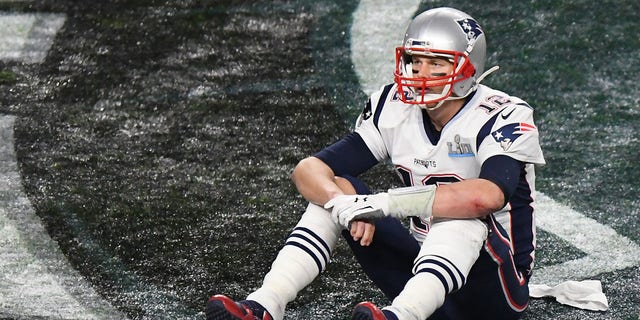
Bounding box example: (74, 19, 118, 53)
(352, 301, 387, 320)
(207, 295, 255, 320)
(206, 295, 273, 320)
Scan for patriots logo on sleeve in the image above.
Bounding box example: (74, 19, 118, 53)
(491, 122, 537, 151)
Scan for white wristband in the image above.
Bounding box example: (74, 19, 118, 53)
(387, 185, 436, 219)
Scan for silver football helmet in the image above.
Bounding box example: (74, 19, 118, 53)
(394, 7, 498, 109)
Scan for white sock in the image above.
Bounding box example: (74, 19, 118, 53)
(247, 203, 340, 320)
(384, 218, 488, 320)
(385, 273, 446, 320)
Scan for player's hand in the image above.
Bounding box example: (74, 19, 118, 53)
(323, 194, 359, 228)
(350, 220, 376, 246)
(324, 193, 390, 228)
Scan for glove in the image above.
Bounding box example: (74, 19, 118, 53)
(324, 193, 389, 228)
(324, 185, 436, 229)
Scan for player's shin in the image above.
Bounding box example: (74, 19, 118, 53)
(386, 273, 446, 320)
(385, 218, 487, 319)
(247, 203, 340, 320)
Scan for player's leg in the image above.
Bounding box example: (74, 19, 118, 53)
(243, 201, 342, 320)
(207, 193, 347, 319)
(343, 216, 419, 300)
(356, 218, 488, 320)
(207, 175, 369, 320)
(337, 175, 420, 300)
(427, 215, 529, 320)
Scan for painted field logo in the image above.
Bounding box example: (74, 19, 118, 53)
(0, 11, 125, 319)
(0, 13, 66, 63)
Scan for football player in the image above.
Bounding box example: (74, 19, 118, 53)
(206, 7, 545, 320)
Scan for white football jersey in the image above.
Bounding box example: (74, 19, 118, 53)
(354, 83, 545, 266)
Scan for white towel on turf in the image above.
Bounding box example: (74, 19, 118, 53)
(529, 280, 609, 311)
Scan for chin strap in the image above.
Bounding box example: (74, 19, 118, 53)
(423, 99, 447, 111)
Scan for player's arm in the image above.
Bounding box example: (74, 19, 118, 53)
(327, 155, 522, 223)
(291, 157, 376, 246)
(291, 132, 380, 245)
(292, 132, 379, 204)
(432, 178, 505, 218)
(291, 156, 344, 206)
(434, 154, 524, 218)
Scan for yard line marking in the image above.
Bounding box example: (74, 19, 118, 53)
(0, 12, 127, 319)
(0, 12, 65, 63)
(0, 115, 127, 319)
(351, 0, 420, 96)
(531, 193, 640, 284)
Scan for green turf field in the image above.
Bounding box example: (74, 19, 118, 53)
(0, 0, 638, 319)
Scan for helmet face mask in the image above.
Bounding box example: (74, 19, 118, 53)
(393, 7, 489, 109)
(394, 46, 476, 106)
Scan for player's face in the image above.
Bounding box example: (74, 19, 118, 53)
(410, 55, 454, 109)
(411, 56, 454, 92)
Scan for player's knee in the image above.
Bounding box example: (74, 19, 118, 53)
(335, 175, 371, 195)
(413, 219, 488, 280)
(334, 176, 357, 195)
